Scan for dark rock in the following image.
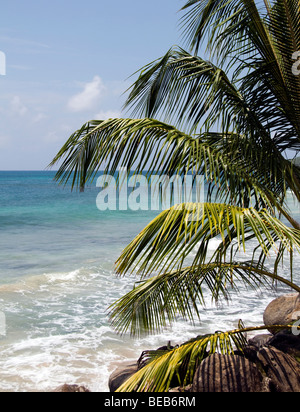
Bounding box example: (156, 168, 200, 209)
(53, 384, 90, 392)
(248, 334, 273, 350)
(258, 347, 300, 392)
(109, 362, 138, 392)
(243, 345, 260, 363)
(192, 354, 263, 392)
(157, 341, 174, 351)
(169, 385, 192, 393)
(264, 294, 300, 334)
(267, 332, 300, 360)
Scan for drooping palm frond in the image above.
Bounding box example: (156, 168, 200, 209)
(49, 118, 194, 190)
(125, 46, 283, 147)
(110, 262, 300, 337)
(116, 324, 300, 392)
(49, 115, 300, 220)
(238, 0, 300, 150)
(116, 203, 300, 278)
(125, 47, 250, 132)
(117, 325, 248, 392)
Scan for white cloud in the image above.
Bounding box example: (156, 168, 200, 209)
(68, 76, 106, 112)
(32, 112, 48, 123)
(94, 110, 121, 120)
(10, 96, 28, 116)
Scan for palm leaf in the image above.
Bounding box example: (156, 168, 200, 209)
(49, 118, 194, 190)
(49, 116, 300, 221)
(110, 261, 300, 337)
(116, 324, 300, 392)
(116, 203, 300, 278)
(123, 46, 300, 205)
(125, 47, 249, 132)
(181, 0, 300, 150)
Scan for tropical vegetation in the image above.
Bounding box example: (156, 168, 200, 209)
(50, 0, 300, 392)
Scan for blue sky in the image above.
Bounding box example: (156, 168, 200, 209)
(0, 0, 184, 170)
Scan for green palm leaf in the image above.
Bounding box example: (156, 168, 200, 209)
(125, 47, 249, 132)
(123, 47, 300, 205)
(50, 2, 300, 388)
(117, 326, 248, 392)
(116, 324, 300, 392)
(50, 118, 194, 190)
(49, 116, 300, 221)
(111, 261, 300, 337)
(181, 0, 300, 150)
(116, 203, 300, 278)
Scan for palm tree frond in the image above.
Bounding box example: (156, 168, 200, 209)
(49, 118, 194, 190)
(49, 117, 296, 212)
(116, 203, 300, 278)
(125, 47, 247, 132)
(111, 261, 300, 337)
(181, 0, 300, 149)
(116, 324, 300, 392)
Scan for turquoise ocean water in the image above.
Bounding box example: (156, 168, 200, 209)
(0, 171, 299, 392)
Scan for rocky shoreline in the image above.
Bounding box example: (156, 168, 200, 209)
(108, 333, 300, 393)
(52, 293, 300, 393)
(108, 293, 300, 393)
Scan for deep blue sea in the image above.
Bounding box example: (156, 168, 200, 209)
(0, 171, 299, 392)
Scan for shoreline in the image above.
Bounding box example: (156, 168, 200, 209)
(108, 293, 300, 393)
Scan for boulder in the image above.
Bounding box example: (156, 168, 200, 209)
(267, 332, 300, 360)
(248, 334, 273, 350)
(192, 354, 263, 392)
(263, 294, 300, 333)
(53, 384, 90, 392)
(258, 347, 300, 392)
(169, 385, 192, 393)
(109, 362, 138, 392)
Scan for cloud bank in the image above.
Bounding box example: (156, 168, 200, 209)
(68, 76, 106, 112)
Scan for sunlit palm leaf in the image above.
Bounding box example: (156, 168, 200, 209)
(111, 261, 300, 337)
(124, 48, 300, 204)
(116, 203, 300, 278)
(50, 118, 194, 190)
(116, 324, 300, 392)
